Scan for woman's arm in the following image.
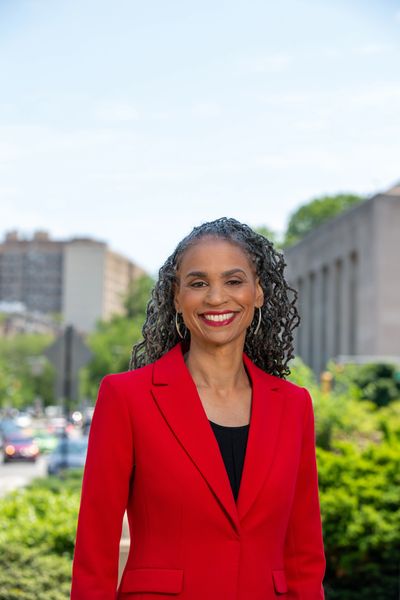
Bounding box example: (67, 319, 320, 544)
(283, 387, 326, 599)
(70, 375, 135, 600)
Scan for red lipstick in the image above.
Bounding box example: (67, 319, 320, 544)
(199, 311, 238, 327)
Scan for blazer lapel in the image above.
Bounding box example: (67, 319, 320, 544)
(151, 343, 287, 533)
(236, 354, 286, 522)
(151, 343, 240, 532)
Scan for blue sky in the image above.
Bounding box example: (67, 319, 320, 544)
(1, 0, 400, 274)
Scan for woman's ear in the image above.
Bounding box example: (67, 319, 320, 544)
(173, 281, 180, 313)
(255, 278, 264, 308)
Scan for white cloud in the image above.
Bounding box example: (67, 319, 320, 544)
(191, 102, 221, 118)
(256, 150, 340, 171)
(353, 43, 393, 56)
(348, 83, 400, 107)
(94, 102, 139, 122)
(256, 91, 310, 106)
(0, 141, 20, 162)
(240, 53, 292, 73)
(0, 186, 18, 197)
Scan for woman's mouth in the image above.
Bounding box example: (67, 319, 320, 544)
(199, 311, 238, 327)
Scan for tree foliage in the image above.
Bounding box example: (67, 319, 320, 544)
(82, 274, 154, 399)
(288, 359, 400, 598)
(254, 192, 364, 252)
(318, 439, 400, 599)
(253, 225, 283, 250)
(0, 333, 55, 409)
(0, 471, 82, 600)
(328, 361, 400, 407)
(124, 274, 154, 320)
(0, 544, 72, 600)
(284, 193, 363, 247)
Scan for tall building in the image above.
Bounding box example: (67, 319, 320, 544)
(284, 183, 400, 374)
(0, 231, 146, 333)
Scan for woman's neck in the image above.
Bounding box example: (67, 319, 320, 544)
(184, 340, 249, 393)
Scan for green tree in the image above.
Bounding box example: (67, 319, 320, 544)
(284, 194, 363, 247)
(124, 274, 154, 320)
(82, 274, 154, 399)
(81, 314, 142, 399)
(254, 225, 283, 250)
(0, 333, 55, 409)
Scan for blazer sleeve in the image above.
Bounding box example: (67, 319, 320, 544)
(283, 387, 326, 599)
(70, 375, 135, 600)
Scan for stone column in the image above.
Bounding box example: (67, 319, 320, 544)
(325, 263, 336, 365)
(312, 269, 323, 374)
(339, 255, 351, 358)
(300, 273, 310, 367)
(295, 277, 304, 356)
(320, 266, 329, 373)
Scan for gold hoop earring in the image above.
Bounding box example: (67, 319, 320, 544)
(175, 312, 185, 339)
(253, 307, 262, 335)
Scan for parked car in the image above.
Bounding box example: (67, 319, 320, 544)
(15, 412, 32, 428)
(47, 437, 88, 475)
(0, 418, 22, 438)
(32, 430, 59, 454)
(47, 416, 68, 435)
(3, 433, 39, 463)
(0, 419, 20, 451)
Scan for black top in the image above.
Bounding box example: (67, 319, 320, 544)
(209, 420, 250, 502)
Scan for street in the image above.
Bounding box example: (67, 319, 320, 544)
(0, 455, 48, 498)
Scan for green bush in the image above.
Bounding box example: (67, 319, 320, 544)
(313, 391, 382, 451)
(318, 440, 400, 599)
(0, 544, 71, 600)
(288, 355, 319, 392)
(329, 361, 400, 406)
(0, 471, 82, 599)
(0, 478, 81, 557)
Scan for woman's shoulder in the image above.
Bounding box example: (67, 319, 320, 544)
(248, 357, 310, 396)
(100, 361, 154, 392)
(249, 362, 313, 418)
(98, 344, 185, 392)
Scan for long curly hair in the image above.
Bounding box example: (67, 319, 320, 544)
(129, 217, 300, 378)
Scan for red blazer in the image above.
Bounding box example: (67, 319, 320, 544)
(71, 342, 326, 599)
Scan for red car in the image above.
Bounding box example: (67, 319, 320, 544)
(3, 434, 39, 463)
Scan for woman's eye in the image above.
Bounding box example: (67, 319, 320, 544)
(227, 279, 242, 285)
(190, 281, 207, 288)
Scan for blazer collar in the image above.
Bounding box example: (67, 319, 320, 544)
(151, 342, 287, 534)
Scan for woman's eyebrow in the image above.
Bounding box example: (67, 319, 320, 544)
(185, 268, 247, 279)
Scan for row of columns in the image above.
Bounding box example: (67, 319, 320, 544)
(293, 252, 358, 374)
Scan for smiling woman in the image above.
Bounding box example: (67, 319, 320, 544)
(71, 217, 326, 600)
(131, 217, 299, 378)
(174, 237, 264, 353)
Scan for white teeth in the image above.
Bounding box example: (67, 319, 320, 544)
(203, 312, 235, 322)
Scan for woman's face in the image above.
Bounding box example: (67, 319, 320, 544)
(174, 236, 264, 350)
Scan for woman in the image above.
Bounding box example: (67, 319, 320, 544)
(71, 217, 326, 599)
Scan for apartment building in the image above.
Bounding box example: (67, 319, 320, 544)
(0, 230, 145, 333)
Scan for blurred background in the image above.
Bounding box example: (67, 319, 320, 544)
(0, 1, 399, 598)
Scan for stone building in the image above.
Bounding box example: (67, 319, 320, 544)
(0, 230, 145, 333)
(284, 183, 400, 374)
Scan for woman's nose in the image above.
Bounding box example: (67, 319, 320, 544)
(205, 284, 226, 305)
